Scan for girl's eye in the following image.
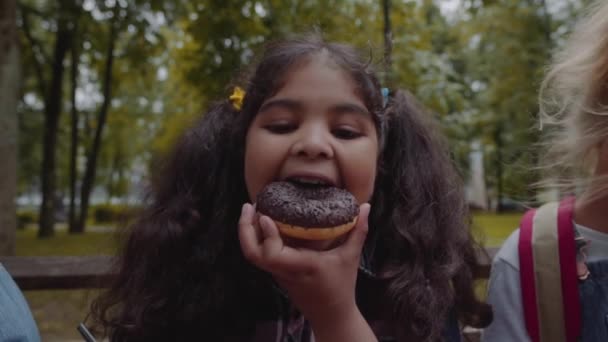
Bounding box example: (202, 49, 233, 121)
(264, 123, 296, 134)
(332, 127, 362, 140)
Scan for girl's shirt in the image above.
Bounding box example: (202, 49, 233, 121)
(0, 264, 41, 342)
(251, 261, 462, 342)
(482, 223, 608, 342)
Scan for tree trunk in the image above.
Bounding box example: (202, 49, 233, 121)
(382, 0, 393, 87)
(74, 21, 118, 233)
(38, 19, 73, 238)
(494, 124, 504, 213)
(68, 27, 80, 233)
(0, 0, 20, 255)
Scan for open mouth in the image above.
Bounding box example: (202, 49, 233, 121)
(285, 176, 336, 188)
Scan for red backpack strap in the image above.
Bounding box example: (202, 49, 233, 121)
(557, 197, 581, 342)
(518, 197, 581, 342)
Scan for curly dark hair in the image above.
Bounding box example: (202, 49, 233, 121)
(91, 33, 491, 341)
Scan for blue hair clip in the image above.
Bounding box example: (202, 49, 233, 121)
(381, 87, 389, 107)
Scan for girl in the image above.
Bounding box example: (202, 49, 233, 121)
(483, 1, 608, 341)
(91, 34, 491, 341)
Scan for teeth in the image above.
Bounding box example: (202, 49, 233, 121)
(290, 177, 329, 185)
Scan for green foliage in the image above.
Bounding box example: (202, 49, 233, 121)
(172, 0, 384, 102)
(15, 0, 592, 222)
(446, 0, 556, 201)
(16, 103, 44, 193)
(90, 204, 139, 224)
(17, 0, 172, 231)
(17, 210, 38, 229)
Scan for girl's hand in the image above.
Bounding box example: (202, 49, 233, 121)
(238, 203, 375, 341)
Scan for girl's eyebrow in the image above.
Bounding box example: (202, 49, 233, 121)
(331, 103, 370, 117)
(258, 98, 303, 114)
(259, 98, 369, 117)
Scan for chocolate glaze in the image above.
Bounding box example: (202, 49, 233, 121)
(256, 181, 359, 228)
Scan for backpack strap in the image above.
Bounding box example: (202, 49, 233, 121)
(518, 197, 581, 342)
(519, 208, 540, 342)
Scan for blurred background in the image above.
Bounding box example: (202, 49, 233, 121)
(0, 0, 593, 340)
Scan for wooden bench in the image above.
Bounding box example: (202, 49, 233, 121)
(0, 247, 497, 290)
(0, 249, 497, 341)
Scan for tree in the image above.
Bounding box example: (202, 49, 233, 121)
(451, 0, 557, 210)
(382, 0, 394, 87)
(18, 0, 172, 235)
(13, 0, 589, 228)
(0, 0, 20, 255)
(19, 0, 80, 237)
(72, 3, 119, 233)
(71, 0, 175, 232)
(68, 12, 80, 232)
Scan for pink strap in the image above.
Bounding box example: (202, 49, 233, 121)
(557, 197, 581, 342)
(519, 208, 540, 342)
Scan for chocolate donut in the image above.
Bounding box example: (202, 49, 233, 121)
(256, 181, 359, 240)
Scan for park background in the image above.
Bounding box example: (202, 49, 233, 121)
(0, 0, 593, 340)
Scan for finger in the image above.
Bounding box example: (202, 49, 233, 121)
(259, 216, 320, 275)
(259, 215, 284, 262)
(252, 213, 263, 242)
(339, 203, 370, 258)
(238, 203, 262, 263)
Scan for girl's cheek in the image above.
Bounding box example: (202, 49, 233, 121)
(350, 165, 377, 203)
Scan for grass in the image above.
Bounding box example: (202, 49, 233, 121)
(471, 212, 522, 301)
(472, 212, 521, 247)
(16, 225, 117, 256)
(12, 213, 522, 340)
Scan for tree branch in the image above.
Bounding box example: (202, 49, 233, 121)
(76, 10, 119, 232)
(17, 2, 45, 17)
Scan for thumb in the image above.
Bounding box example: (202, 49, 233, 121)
(259, 215, 284, 262)
(341, 203, 370, 257)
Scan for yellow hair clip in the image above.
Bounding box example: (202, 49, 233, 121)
(229, 86, 245, 110)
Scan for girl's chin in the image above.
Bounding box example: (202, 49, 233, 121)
(281, 234, 347, 251)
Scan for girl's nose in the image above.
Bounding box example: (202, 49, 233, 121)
(289, 127, 334, 159)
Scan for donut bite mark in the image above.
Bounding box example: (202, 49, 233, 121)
(256, 181, 359, 241)
(273, 218, 358, 240)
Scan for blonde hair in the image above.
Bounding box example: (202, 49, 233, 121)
(538, 0, 608, 202)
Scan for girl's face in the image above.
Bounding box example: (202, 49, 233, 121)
(244, 54, 379, 221)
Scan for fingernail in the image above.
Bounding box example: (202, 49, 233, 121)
(361, 203, 371, 216)
(241, 203, 250, 216)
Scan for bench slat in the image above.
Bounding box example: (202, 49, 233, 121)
(0, 247, 498, 291)
(1, 255, 114, 290)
